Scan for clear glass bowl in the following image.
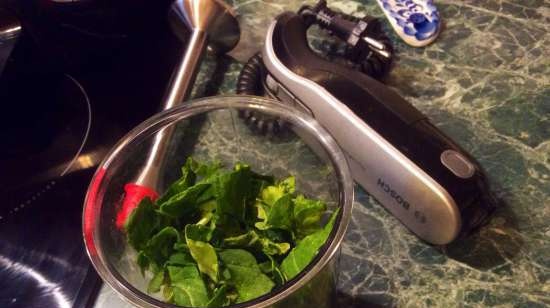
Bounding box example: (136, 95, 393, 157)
(83, 95, 354, 308)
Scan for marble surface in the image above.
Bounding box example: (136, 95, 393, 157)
(92, 0, 550, 307)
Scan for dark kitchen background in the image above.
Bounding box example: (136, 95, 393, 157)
(0, 1, 185, 307)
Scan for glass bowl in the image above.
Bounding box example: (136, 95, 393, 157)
(83, 95, 353, 308)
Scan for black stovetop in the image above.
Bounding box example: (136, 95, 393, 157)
(0, 1, 181, 307)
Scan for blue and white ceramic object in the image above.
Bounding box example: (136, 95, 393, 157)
(376, 0, 441, 47)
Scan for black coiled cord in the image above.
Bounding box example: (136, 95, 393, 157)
(236, 53, 286, 134)
(236, 52, 264, 96)
(237, 52, 266, 95)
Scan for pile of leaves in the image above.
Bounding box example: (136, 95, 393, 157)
(125, 158, 339, 307)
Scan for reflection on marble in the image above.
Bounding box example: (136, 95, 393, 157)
(93, 0, 549, 307)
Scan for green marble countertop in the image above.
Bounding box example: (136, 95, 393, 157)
(93, 1, 549, 307)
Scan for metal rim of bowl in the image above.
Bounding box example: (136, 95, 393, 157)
(82, 95, 354, 308)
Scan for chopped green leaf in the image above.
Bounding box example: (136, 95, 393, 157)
(163, 285, 174, 303)
(226, 291, 239, 304)
(223, 230, 260, 247)
(191, 158, 222, 179)
(260, 176, 295, 207)
(255, 194, 293, 231)
(197, 200, 217, 226)
(137, 251, 150, 274)
(214, 166, 252, 221)
(125, 197, 159, 250)
(292, 195, 327, 237)
(248, 172, 274, 201)
(260, 186, 284, 207)
(254, 202, 268, 227)
(206, 285, 230, 307)
(126, 159, 337, 306)
(193, 160, 224, 205)
(186, 224, 214, 242)
(223, 230, 290, 256)
(213, 212, 244, 240)
(272, 264, 285, 286)
(196, 186, 216, 205)
(173, 242, 189, 253)
(280, 209, 339, 280)
(148, 269, 165, 293)
(246, 175, 274, 223)
(156, 158, 197, 205)
(255, 177, 297, 231)
(168, 265, 209, 307)
(258, 229, 290, 244)
(259, 237, 291, 255)
(259, 261, 271, 273)
(259, 255, 285, 285)
(166, 252, 195, 266)
(279, 176, 295, 194)
(143, 226, 181, 269)
(221, 268, 232, 281)
(219, 249, 275, 303)
(158, 183, 210, 218)
(186, 225, 219, 283)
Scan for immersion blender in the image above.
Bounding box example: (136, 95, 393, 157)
(116, 0, 240, 228)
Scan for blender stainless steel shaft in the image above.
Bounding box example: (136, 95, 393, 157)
(125, 0, 240, 216)
(111, 0, 240, 228)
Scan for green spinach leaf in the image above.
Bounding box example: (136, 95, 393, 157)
(255, 176, 296, 231)
(260, 176, 295, 205)
(173, 242, 189, 253)
(292, 195, 326, 238)
(279, 176, 295, 194)
(192, 160, 225, 205)
(259, 237, 291, 255)
(163, 285, 174, 303)
(206, 285, 230, 307)
(260, 187, 284, 208)
(197, 200, 217, 226)
(137, 251, 150, 274)
(280, 209, 339, 280)
(158, 183, 210, 218)
(191, 158, 222, 179)
(156, 158, 197, 205)
(143, 226, 181, 269)
(255, 194, 293, 231)
(222, 230, 260, 247)
(219, 249, 275, 303)
(186, 224, 214, 242)
(166, 252, 195, 266)
(148, 269, 165, 293)
(125, 197, 159, 250)
(259, 255, 285, 286)
(223, 230, 290, 256)
(214, 165, 252, 221)
(248, 172, 274, 202)
(167, 265, 209, 307)
(185, 224, 219, 282)
(127, 159, 336, 307)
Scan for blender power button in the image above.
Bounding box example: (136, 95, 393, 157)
(440, 150, 475, 179)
